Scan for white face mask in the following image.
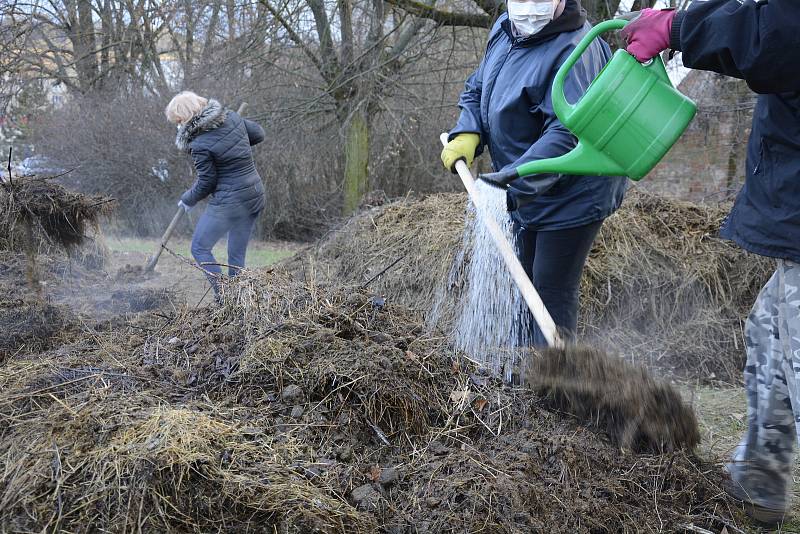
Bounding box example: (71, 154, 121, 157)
(507, 0, 558, 37)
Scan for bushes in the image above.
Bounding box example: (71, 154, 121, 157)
(32, 94, 190, 236)
(29, 82, 468, 241)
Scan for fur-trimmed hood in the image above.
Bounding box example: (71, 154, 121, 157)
(175, 99, 227, 151)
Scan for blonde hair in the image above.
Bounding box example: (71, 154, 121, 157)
(165, 91, 208, 124)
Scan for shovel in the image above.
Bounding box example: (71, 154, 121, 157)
(440, 133, 702, 451)
(440, 133, 563, 350)
(144, 102, 249, 273)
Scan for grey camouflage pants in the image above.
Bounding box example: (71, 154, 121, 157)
(728, 259, 800, 510)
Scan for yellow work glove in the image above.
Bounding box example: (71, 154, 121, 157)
(440, 133, 480, 173)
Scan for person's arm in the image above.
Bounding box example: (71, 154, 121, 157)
(448, 63, 485, 148)
(244, 118, 265, 146)
(181, 147, 218, 207)
(674, 0, 800, 93)
(441, 41, 492, 171)
(506, 43, 606, 195)
(624, 0, 800, 94)
(505, 111, 575, 197)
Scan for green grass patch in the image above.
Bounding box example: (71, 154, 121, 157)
(107, 236, 295, 268)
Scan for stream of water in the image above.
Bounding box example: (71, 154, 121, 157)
(451, 181, 532, 379)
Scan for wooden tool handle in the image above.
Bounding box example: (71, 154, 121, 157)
(144, 208, 184, 272)
(440, 133, 563, 348)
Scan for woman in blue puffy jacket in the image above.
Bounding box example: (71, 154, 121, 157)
(441, 0, 627, 345)
(166, 91, 266, 298)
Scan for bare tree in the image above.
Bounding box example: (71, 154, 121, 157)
(3, 0, 278, 96)
(259, 0, 485, 213)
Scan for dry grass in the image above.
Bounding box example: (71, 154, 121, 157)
(292, 193, 466, 319)
(0, 270, 745, 532)
(306, 190, 772, 383)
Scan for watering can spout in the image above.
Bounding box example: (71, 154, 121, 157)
(478, 141, 625, 189)
(478, 168, 518, 189)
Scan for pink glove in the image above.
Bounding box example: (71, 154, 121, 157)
(620, 8, 677, 62)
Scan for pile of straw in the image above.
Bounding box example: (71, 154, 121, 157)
(0, 271, 742, 532)
(295, 193, 466, 315)
(308, 190, 771, 382)
(0, 176, 112, 257)
(581, 192, 772, 381)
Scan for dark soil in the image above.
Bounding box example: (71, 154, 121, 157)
(0, 271, 744, 533)
(114, 263, 161, 283)
(0, 297, 66, 362)
(529, 346, 700, 452)
(0, 250, 175, 361)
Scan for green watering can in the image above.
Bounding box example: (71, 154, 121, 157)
(478, 19, 697, 189)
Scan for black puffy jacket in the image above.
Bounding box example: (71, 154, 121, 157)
(176, 99, 266, 216)
(671, 0, 800, 262)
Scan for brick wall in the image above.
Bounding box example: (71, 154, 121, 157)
(639, 70, 756, 204)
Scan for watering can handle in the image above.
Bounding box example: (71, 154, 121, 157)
(551, 19, 671, 123)
(552, 20, 627, 122)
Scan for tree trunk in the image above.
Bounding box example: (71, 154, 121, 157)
(582, 0, 623, 23)
(72, 0, 99, 92)
(342, 109, 369, 214)
(183, 0, 194, 83)
(99, 0, 111, 89)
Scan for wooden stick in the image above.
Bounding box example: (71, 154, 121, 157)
(440, 133, 563, 349)
(144, 208, 184, 272)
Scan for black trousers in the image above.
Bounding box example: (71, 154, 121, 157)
(514, 220, 603, 347)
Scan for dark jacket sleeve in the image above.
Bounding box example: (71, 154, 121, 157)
(505, 104, 575, 196)
(507, 42, 606, 195)
(672, 0, 800, 94)
(181, 147, 218, 207)
(244, 119, 265, 146)
(448, 22, 504, 155)
(448, 62, 486, 154)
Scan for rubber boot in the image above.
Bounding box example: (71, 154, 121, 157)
(723, 478, 789, 528)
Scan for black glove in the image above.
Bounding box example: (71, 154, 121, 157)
(505, 175, 561, 212)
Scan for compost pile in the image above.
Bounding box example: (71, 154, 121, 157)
(0, 177, 171, 360)
(309, 190, 772, 382)
(0, 270, 741, 533)
(0, 175, 113, 253)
